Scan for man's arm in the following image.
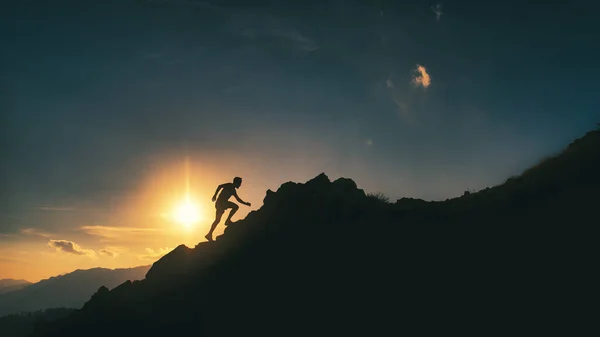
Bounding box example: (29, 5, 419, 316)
(233, 190, 251, 206)
(212, 184, 224, 202)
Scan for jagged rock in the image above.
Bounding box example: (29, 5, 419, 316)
(145, 244, 193, 282)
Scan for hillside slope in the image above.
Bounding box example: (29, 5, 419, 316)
(35, 128, 599, 336)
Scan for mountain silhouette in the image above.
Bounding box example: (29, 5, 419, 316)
(33, 128, 599, 336)
(0, 279, 31, 295)
(0, 266, 149, 317)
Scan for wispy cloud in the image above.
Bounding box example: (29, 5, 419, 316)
(240, 26, 318, 52)
(80, 226, 164, 240)
(147, 0, 317, 52)
(276, 29, 318, 52)
(431, 3, 443, 21)
(0, 256, 31, 264)
(138, 247, 172, 260)
(384, 71, 424, 124)
(38, 206, 75, 211)
(412, 64, 431, 89)
(21, 228, 54, 238)
(391, 93, 411, 121)
(99, 249, 118, 258)
(48, 240, 95, 257)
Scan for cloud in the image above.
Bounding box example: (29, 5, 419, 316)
(412, 64, 431, 89)
(138, 247, 172, 260)
(38, 206, 75, 211)
(230, 9, 318, 52)
(48, 240, 95, 257)
(384, 77, 408, 118)
(275, 30, 318, 52)
(21, 228, 54, 238)
(99, 249, 118, 258)
(80, 226, 164, 240)
(148, 1, 317, 52)
(383, 75, 420, 125)
(0, 256, 31, 264)
(431, 3, 443, 21)
(366, 139, 374, 146)
(240, 26, 318, 52)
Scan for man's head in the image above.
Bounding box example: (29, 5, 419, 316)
(233, 177, 242, 188)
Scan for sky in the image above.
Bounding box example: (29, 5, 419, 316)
(1, 0, 599, 282)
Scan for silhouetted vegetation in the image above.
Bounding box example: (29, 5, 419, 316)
(366, 191, 390, 203)
(31, 128, 600, 336)
(0, 308, 75, 337)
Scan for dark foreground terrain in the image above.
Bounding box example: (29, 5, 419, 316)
(33, 128, 599, 336)
(0, 308, 75, 337)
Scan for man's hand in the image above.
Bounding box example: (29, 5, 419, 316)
(212, 196, 216, 202)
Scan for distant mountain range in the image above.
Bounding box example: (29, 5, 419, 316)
(0, 280, 31, 295)
(0, 266, 150, 316)
(32, 126, 600, 336)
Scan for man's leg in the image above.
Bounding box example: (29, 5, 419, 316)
(225, 202, 239, 225)
(205, 209, 224, 241)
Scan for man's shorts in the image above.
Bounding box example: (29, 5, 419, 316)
(216, 200, 237, 213)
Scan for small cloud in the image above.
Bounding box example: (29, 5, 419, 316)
(431, 3, 443, 21)
(235, 12, 318, 53)
(241, 27, 318, 52)
(21, 228, 54, 238)
(48, 240, 95, 257)
(38, 206, 75, 211)
(81, 226, 163, 240)
(412, 64, 431, 89)
(366, 139, 374, 146)
(138, 247, 172, 260)
(385, 76, 411, 120)
(99, 249, 118, 258)
(283, 30, 318, 52)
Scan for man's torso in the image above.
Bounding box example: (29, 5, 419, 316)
(217, 183, 235, 203)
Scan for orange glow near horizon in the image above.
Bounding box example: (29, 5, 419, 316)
(0, 151, 318, 282)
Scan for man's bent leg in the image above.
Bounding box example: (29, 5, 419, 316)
(225, 202, 239, 225)
(206, 209, 224, 241)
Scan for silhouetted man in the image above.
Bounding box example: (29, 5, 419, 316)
(205, 177, 251, 242)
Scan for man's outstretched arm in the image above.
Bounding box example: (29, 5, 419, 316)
(212, 184, 224, 202)
(233, 190, 251, 206)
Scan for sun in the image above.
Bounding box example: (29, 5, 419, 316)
(173, 198, 201, 228)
